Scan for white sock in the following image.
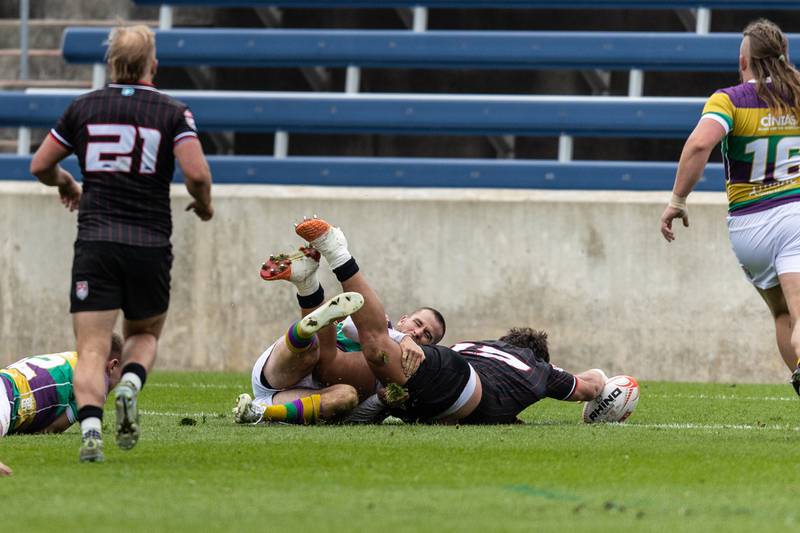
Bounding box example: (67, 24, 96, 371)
(312, 227, 351, 269)
(121, 372, 142, 393)
(295, 278, 320, 297)
(80, 417, 102, 436)
(326, 249, 352, 270)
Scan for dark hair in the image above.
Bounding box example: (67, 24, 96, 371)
(414, 307, 446, 343)
(499, 327, 549, 362)
(110, 333, 124, 360)
(743, 18, 800, 115)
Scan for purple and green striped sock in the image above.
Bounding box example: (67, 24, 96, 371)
(284, 320, 317, 353)
(264, 394, 321, 424)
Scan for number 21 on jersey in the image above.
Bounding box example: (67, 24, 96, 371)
(86, 124, 161, 173)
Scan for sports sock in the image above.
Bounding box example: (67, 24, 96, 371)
(332, 257, 360, 283)
(264, 394, 321, 424)
(120, 362, 147, 392)
(285, 320, 318, 353)
(314, 227, 351, 269)
(295, 278, 320, 297)
(297, 284, 324, 309)
(77, 405, 103, 437)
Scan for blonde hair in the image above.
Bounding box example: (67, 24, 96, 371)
(106, 25, 155, 83)
(743, 18, 800, 116)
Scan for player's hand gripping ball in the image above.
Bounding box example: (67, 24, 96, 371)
(582, 375, 639, 423)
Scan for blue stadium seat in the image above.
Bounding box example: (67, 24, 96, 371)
(0, 154, 724, 191)
(0, 91, 705, 137)
(63, 29, 798, 72)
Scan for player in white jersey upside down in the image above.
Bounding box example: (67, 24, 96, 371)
(233, 244, 445, 424)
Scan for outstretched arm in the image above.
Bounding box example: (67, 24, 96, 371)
(567, 369, 607, 402)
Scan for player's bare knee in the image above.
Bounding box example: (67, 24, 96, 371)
(324, 384, 359, 414)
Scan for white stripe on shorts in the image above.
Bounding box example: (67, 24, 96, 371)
(432, 363, 477, 420)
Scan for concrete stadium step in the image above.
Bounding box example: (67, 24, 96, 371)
(0, 19, 158, 49)
(0, 50, 91, 81)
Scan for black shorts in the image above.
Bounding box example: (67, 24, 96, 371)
(393, 345, 472, 423)
(70, 240, 173, 320)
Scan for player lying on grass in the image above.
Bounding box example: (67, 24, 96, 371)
(284, 216, 610, 424)
(1, 335, 123, 437)
(233, 246, 443, 424)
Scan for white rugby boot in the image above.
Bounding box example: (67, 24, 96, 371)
(114, 381, 140, 450)
(79, 430, 104, 463)
(260, 247, 320, 282)
(296, 292, 364, 337)
(233, 393, 265, 424)
(294, 216, 351, 270)
(260, 246, 321, 293)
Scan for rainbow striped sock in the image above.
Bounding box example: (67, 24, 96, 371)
(264, 394, 321, 425)
(284, 320, 316, 353)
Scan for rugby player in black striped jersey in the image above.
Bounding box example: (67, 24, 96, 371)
(30, 25, 213, 462)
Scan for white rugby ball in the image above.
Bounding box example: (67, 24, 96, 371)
(582, 375, 639, 424)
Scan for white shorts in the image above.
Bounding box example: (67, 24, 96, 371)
(728, 201, 800, 290)
(250, 340, 321, 407)
(0, 384, 11, 437)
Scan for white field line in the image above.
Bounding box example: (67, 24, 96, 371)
(643, 393, 795, 402)
(612, 422, 800, 431)
(141, 409, 226, 418)
(148, 382, 243, 390)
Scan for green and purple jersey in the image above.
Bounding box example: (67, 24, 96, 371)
(0, 351, 78, 434)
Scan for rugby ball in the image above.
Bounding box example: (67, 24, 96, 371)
(582, 375, 639, 424)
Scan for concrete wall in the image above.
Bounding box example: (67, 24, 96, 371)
(0, 181, 786, 384)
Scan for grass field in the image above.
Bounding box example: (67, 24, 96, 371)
(1, 372, 798, 532)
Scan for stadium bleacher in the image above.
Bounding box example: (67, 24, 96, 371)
(7, 0, 771, 189)
(0, 91, 707, 135)
(0, 153, 724, 189)
(0, 89, 722, 189)
(60, 28, 800, 71)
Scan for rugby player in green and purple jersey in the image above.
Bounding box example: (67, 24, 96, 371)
(0, 335, 122, 439)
